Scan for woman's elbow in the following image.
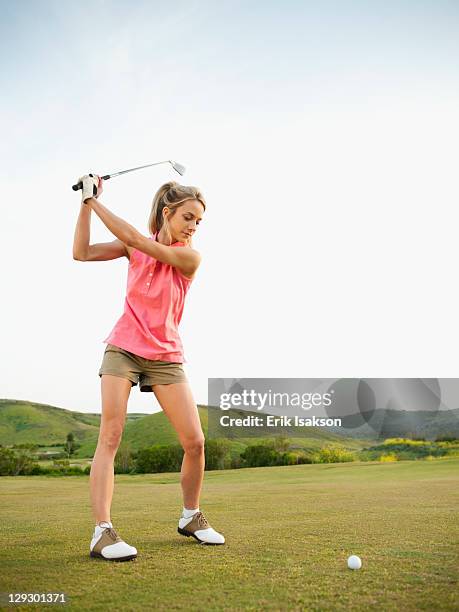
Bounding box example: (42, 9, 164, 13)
(128, 231, 144, 249)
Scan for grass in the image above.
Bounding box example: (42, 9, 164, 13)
(0, 458, 458, 611)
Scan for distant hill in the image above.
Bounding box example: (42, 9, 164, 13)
(322, 408, 459, 440)
(2, 399, 456, 459)
(0, 399, 147, 454)
(0, 399, 372, 458)
(0, 399, 100, 444)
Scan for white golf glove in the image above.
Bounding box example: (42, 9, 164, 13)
(77, 173, 103, 204)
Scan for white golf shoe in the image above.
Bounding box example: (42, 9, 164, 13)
(89, 521, 137, 561)
(177, 511, 225, 545)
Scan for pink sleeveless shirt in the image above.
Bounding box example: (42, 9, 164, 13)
(103, 232, 193, 363)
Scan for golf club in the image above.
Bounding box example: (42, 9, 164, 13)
(71, 160, 186, 191)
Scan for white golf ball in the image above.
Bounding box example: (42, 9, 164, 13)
(347, 555, 362, 570)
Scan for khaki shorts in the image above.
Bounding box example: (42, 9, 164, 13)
(98, 343, 188, 392)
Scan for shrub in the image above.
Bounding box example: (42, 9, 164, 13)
(266, 435, 291, 453)
(357, 450, 377, 462)
(205, 438, 232, 470)
(316, 446, 355, 463)
(406, 433, 426, 441)
(63, 466, 84, 475)
(115, 443, 135, 474)
(230, 455, 243, 469)
(0, 447, 17, 475)
(370, 439, 451, 460)
(435, 435, 459, 443)
(136, 444, 184, 473)
(278, 452, 298, 465)
(379, 453, 398, 462)
(240, 444, 280, 467)
(296, 453, 315, 464)
(0, 447, 36, 475)
(383, 438, 425, 446)
(28, 464, 45, 475)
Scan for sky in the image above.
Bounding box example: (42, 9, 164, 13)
(1, 0, 458, 415)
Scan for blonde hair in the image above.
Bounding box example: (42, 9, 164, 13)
(148, 181, 206, 246)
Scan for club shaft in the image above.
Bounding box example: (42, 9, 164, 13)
(72, 160, 174, 191)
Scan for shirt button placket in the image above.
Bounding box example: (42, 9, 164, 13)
(145, 270, 153, 294)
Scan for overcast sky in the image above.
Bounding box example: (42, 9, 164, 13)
(1, 0, 458, 414)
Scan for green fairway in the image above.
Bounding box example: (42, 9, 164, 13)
(0, 458, 458, 611)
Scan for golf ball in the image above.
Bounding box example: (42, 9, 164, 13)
(347, 555, 362, 570)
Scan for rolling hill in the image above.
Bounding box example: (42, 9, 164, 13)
(0, 399, 372, 458)
(2, 399, 457, 460)
(323, 407, 459, 439)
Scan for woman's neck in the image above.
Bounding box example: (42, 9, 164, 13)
(157, 228, 179, 245)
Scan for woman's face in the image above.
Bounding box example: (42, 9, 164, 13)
(164, 199, 204, 244)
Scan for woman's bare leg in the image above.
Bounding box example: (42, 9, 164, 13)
(152, 382, 205, 508)
(90, 375, 132, 524)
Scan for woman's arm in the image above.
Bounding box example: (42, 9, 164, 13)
(73, 203, 92, 260)
(86, 197, 139, 247)
(87, 197, 201, 276)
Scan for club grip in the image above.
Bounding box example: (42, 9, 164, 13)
(71, 174, 110, 191)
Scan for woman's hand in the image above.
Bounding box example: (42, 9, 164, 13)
(76, 174, 104, 204)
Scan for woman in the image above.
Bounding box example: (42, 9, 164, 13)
(73, 174, 225, 562)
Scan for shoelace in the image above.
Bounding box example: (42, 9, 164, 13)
(103, 527, 119, 541)
(195, 512, 209, 529)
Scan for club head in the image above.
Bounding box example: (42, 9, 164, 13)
(171, 161, 186, 176)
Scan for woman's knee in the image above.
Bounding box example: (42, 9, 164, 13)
(98, 375, 130, 452)
(182, 435, 205, 455)
(98, 423, 124, 451)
